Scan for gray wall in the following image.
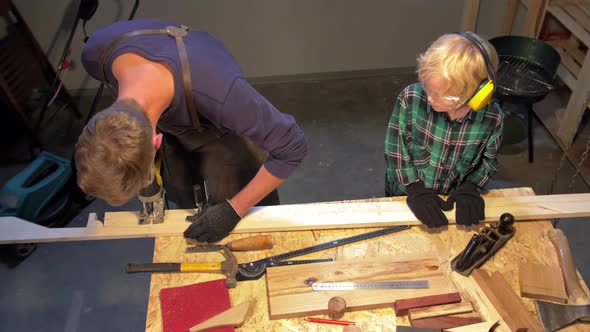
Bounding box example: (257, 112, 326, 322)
(13, 0, 519, 92)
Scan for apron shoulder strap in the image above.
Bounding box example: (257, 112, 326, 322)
(98, 25, 201, 128)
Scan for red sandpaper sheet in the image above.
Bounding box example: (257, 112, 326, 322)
(160, 279, 234, 332)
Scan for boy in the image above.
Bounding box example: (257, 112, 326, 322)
(384, 32, 503, 228)
(76, 19, 307, 242)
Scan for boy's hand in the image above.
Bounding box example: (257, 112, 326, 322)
(447, 182, 485, 226)
(184, 200, 242, 242)
(405, 181, 453, 228)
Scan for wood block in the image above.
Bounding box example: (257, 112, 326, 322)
(471, 269, 544, 332)
(409, 302, 474, 321)
(519, 263, 568, 303)
(266, 256, 456, 319)
(394, 292, 462, 316)
(410, 312, 482, 329)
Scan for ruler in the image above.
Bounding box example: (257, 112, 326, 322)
(311, 280, 429, 291)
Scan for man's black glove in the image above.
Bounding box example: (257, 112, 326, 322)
(183, 200, 242, 243)
(446, 182, 485, 226)
(406, 181, 453, 228)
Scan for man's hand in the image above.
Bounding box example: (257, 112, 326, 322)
(447, 182, 485, 226)
(406, 181, 453, 228)
(183, 200, 242, 242)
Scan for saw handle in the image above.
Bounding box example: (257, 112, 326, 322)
(548, 229, 590, 305)
(126, 262, 222, 274)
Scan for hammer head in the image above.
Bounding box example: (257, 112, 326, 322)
(535, 300, 590, 332)
(186, 244, 238, 288)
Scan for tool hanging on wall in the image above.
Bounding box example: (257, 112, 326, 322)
(35, 0, 100, 131)
(450, 213, 515, 276)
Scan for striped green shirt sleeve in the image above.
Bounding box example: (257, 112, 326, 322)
(384, 83, 504, 196)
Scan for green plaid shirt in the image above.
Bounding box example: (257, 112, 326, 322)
(385, 83, 504, 196)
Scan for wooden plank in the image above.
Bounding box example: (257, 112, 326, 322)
(519, 263, 568, 303)
(557, 63, 578, 90)
(523, 0, 545, 37)
(548, 5, 590, 46)
(548, 40, 582, 77)
(409, 302, 474, 320)
(557, 41, 590, 149)
(563, 5, 590, 32)
(564, 37, 587, 64)
(537, 0, 551, 37)
(552, 0, 590, 6)
(411, 312, 482, 329)
(472, 269, 544, 331)
(394, 292, 462, 316)
(265, 256, 456, 319)
(502, 0, 519, 34)
(3, 190, 590, 244)
(462, 0, 480, 31)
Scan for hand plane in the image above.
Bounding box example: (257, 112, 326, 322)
(451, 213, 515, 276)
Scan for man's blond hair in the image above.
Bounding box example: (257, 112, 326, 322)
(75, 99, 154, 206)
(417, 32, 499, 100)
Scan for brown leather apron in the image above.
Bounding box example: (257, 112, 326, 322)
(96, 25, 278, 208)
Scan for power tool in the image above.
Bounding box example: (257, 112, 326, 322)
(137, 165, 165, 225)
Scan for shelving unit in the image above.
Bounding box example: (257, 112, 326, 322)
(534, 1, 590, 151)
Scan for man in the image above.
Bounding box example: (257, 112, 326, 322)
(384, 32, 504, 228)
(76, 19, 307, 242)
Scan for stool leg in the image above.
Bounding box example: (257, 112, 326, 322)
(528, 104, 534, 163)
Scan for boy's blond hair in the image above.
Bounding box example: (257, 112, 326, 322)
(417, 32, 499, 100)
(75, 99, 154, 206)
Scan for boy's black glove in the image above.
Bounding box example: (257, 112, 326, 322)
(184, 200, 242, 243)
(446, 181, 485, 226)
(405, 181, 453, 228)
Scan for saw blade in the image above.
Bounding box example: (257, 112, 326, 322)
(311, 280, 429, 291)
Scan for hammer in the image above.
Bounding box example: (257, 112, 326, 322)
(534, 229, 590, 331)
(126, 235, 272, 288)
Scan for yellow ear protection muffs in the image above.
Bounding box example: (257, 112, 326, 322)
(456, 32, 496, 111)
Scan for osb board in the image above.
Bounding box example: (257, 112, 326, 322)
(145, 188, 590, 332)
(266, 256, 456, 319)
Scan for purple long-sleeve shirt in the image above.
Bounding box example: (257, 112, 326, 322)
(82, 19, 307, 179)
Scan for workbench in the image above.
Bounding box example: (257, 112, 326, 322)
(144, 187, 589, 331)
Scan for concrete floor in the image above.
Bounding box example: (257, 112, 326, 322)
(1, 71, 589, 331)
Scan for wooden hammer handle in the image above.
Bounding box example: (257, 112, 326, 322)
(548, 228, 590, 305)
(226, 235, 273, 251)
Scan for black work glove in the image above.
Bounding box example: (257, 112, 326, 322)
(446, 182, 485, 226)
(183, 200, 242, 243)
(406, 181, 453, 228)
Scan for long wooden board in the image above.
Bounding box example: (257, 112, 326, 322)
(2, 190, 590, 244)
(265, 256, 456, 319)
